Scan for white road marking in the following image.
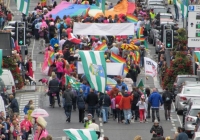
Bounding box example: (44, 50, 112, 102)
(172, 102, 182, 127)
(101, 129, 104, 133)
(100, 123, 103, 126)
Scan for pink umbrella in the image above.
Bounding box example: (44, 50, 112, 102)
(31, 108, 49, 118)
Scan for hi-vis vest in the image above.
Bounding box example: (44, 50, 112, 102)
(150, 12, 156, 19)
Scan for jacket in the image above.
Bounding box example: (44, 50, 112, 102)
(77, 94, 85, 109)
(123, 78, 133, 91)
(50, 37, 59, 48)
(56, 61, 64, 72)
(49, 78, 60, 94)
(176, 132, 188, 140)
(120, 94, 133, 110)
(99, 94, 111, 107)
(150, 125, 164, 136)
(10, 98, 19, 113)
(149, 92, 163, 108)
(115, 95, 122, 107)
(86, 92, 98, 106)
(63, 89, 74, 104)
(162, 90, 173, 104)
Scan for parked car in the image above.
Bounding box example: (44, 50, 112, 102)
(175, 86, 200, 115)
(0, 69, 16, 97)
(193, 132, 200, 140)
(173, 75, 199, 98)
(147, 6, 167, 14)
(183, 100, 200, 137)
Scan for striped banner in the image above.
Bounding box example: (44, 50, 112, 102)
(15, 0, 30, 15)
(63, 129, 98, 140)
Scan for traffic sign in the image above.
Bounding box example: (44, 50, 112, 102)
(188, 38, 200, 47)
(188, 12, 200, 38)
(188, 5, 200, 12)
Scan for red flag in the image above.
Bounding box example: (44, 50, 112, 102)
(68, 33, 81, 44)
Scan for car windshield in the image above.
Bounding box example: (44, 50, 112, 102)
(189, 109, 200, 116)
(149, 3, 164, 6)
(177, 77, 198, 84)
(153, 8, 167, 14)
(183, 88, 200, 95)
(160, 15, 173, 19)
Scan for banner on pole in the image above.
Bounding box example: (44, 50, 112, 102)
(144, 57, 158, 77)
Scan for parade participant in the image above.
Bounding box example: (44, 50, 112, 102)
(162, 88, 173, 121)
(34, 117, 48, 140)
(63, 84, 74, 123)
(77, 89, 85, 123)
(99, 92, 111, 124)
(149, 88, 163, 122)
(86, 89, 98, 117)
(120, 90, 133, 124)
(26, 59, 34, 78)
(136, 95, 147, 123)
(88, 118, 99, 132)
(115, 92, 123, 123)
(23, 100, 33, 115)
(20, 115, 32, 140)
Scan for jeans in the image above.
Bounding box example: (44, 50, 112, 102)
(140, 57, 144, 67)
(62, 98, 65, 107)
(72, 96, 77, 110)
(123, 109, 132, 122)
(64, 103, 72, 120)
(152, 108, 160, 122)
(112, 109, 117, 119)
(116, 108, 124, 122)
(88, 106, 96, 117)
(174, 6, 179, 20)
(147, 102, 151, 118)
(78, 109, 85, 122)
(101, 106, 109, 122)
(56, 72, 63, 80)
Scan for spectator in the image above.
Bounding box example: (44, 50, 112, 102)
(176, 127, 188, 140)
(86, 88, 98, 117)
(150, 120, 164, 136)
(9, 95, 19, 117)
(162, 88, 173, 121)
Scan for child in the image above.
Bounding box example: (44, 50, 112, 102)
(38, 78, 48, 85)
(136, 95, 147, 123)
(111, 94, 117, 120)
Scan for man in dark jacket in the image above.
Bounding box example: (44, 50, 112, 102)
(162, 88, 173, 120)
(77, 89, 85, 123)
(63, 84, 74, 122)
(86, 89, 98, 117)
(149, 88, 163, 122)
(9, 95, 19, 116)
(176, 127, 188, 140)
(131, 87, 141, 121)
(49, 74, 61, 107)
(99, 92, 111, 123)
(150, 120, 164, 136)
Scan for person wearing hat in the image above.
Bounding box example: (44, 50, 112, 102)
(34, 116, 48, 140)
(84, 114, 92, 128)
(150, 120, 164, 136)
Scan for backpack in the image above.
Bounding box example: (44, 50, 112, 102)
(23, 105, 29, 114)
(60, 23, 64, 34)
(164, 92, 171, 103)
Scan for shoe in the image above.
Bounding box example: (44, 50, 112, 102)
(49, 104, 52, 107)
(127, 119, 130, 124)
(59, 104, 61, 107)
(103, 122, 107, 124)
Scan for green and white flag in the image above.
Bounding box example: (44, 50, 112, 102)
(173, 0, 188, 18)
(15, 0, 30, 15)
(66, 76, 80, 90)
(63, 129, 98, 140)
(0, 49, 2, 75)
(137, 78, 144, 88)
(79, 51, 107, 93)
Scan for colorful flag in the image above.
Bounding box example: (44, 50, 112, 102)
(144, 57, 158, 77)
(66, 76, 80, 90)
(124, 67, 129, 75)
(137, 78, 144, 88)
(126, 14, 138, 23)
(135, 51, 140, 64)
(79, 51, 107, 93)
(121, 43, 138, 51)
(15, 0, 30, 15)
(137, 27, 144, 39)
(101, 0, 105, 14)
(84, 7, 90, 19)
(110, 52, 126, 63)
(173, 0, 188, 18)
(95, 43, 108, 51)
(144, 40, 148, 49)
(68, 33, 81, 44)
(0, 49, 2, 75)
(63, 129, 98, 140)
(41, 0, 46, 7)
(106, 77, 117, 91)
(48, 52, 54, 66)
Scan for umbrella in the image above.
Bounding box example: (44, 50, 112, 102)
(31, 108, 49, 118)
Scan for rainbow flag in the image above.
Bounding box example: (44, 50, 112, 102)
(95, 43, 108, 51)
(135, 51, 140, 64)
(106, 77, 117, 91)
(48, 52, 55, 66)
(126, 14, 138, 23)
(124, 67, 129, 75)
(137, 27, 144, 39)
(110, 52, 126, 63)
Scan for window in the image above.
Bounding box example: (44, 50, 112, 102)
(189, 109, 200, 116)
(160, 15, 173, 19)
(177, 77, 198, 84)
(183, 88, 200, 95)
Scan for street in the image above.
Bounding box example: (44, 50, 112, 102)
(8, 0, 185, 140)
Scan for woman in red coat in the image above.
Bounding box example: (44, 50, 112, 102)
(115, 92, 123, 123)
(26, 59, 33, 78)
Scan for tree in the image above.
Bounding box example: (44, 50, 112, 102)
(162, 51, 193, 90)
